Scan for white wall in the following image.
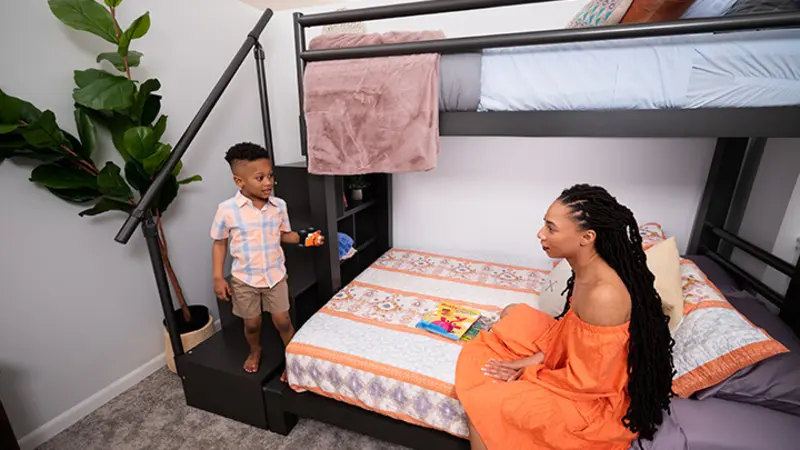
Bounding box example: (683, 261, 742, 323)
(1, 0, 717, 447)
(0, 0, 265, 446)
(731, 139, 800, 292)
(393, 137, 715, 266)
(763, 174, 800, 294)
(757, 139, 800, 294)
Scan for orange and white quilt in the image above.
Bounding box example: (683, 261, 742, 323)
(286, 249, 548, 437)
(286, 247, 787, 437)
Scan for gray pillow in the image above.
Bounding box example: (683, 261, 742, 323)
(695, 291, 800, 417)
(726, 0, 800, 14)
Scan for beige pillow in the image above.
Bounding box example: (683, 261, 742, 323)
(537, 237, 684, 332)
(645, 237, 684, 332)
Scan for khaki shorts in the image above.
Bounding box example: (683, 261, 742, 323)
(230, 276, 290, 319)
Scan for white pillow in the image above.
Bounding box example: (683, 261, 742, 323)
(537, 259, 573, 317)
(537, 237, 684, 333)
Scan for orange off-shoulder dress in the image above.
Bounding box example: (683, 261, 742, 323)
(455, 303, 635, 450)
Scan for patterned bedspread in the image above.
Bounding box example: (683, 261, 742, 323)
(285, 246, 786, 438)
(286, 249, 548, 437)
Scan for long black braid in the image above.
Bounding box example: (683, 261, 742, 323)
(555, 184, 675, 441)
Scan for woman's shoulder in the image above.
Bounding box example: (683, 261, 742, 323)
(577, 282, 631, 327)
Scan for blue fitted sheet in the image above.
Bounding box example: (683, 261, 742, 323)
(478, 28, 800, 111)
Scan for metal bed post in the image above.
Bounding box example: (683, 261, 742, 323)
(719, 138, 767, 258)
(687, 138, 749, 255)
(294, 12, 308, 158)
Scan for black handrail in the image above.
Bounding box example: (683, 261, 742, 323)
(300, 11, 800, 62)
(298, 0, 553, 27)
(111, 9, 275, 368)
(115, 8, 275, 244)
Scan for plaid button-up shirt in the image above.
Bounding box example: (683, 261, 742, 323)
(210, 191, 291, 288)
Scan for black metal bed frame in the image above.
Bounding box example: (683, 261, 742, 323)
(111, 1, 799, 449)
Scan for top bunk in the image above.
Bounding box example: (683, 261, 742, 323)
(293, 0, 800, 138)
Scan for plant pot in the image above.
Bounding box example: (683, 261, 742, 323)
(351, 188, 363, 202)
(163, 304, 215, 374)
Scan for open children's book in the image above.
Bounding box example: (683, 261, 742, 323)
(416, 302, 484, 341)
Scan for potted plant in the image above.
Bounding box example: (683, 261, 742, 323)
(347, 175, 370, 202)
(0, 0, 208, 373)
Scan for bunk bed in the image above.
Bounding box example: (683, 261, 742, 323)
(260, 1, 800, 449)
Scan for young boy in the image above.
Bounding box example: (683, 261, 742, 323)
(210, 142, 323, 374)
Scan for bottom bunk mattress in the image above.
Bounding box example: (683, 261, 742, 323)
(286, 249, 549, 437)
(285, 247, 790, 443)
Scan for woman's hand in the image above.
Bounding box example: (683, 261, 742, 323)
(482, 352, 545, 382)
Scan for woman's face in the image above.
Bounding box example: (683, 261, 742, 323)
(537, 201, 591, 259)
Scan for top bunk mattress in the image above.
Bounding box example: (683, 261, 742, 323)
(439, 28, 800, 112)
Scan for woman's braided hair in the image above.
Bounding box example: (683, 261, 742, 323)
(555, 184, 675, 441)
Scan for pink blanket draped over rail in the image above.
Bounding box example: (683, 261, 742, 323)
(303, 31, 445, 175)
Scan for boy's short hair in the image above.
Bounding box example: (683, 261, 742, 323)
(224, 142, 271, 168)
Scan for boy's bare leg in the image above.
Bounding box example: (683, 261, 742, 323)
(272, 311, 295, 381)
(243, 316, 262, 373)
(272, 311, 295, 346)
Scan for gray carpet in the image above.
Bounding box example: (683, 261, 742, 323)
(37, 367, 409, 450)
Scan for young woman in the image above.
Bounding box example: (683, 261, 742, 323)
(455, 184, 675, 450)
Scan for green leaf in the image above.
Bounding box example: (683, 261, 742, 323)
(98, 161, 133, 200)
(142, 143, 170, 175)
(156, 175, 179, 214)
(124, 160, 150, 193)
(79, 197, 133, 217)
(0, 134, 29, 149)
(30, 163, 97, 189)
(0, 89, 43, 124)
(118, 12, 150, 58)
(97, 51, 142, 72)
(104, 0, 123, 7)
(80, 106, 133, 160)
(74, 108, 96, 158)
(0, 147, 64, 164)
(123, 126, 156, 161)
(74, 69, 106, 89)
(140, 95, 160, 126)
(21, 111, 69, 149)
(48, 186, 101, 203)
(48, 0, 118, 44)
(73, 69, 135, 111)
(0, 124, 19, 134)
(64, 131, 87, 159)
(178, 174, 202, 185)
(112, 130, 131, 161)
(152, 115, 167, 141)
(131, 79, 160, 124)
(171, 160, 182, 177)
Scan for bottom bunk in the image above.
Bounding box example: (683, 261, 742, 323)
(271, 225, 799, 450)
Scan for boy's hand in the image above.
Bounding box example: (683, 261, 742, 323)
(214, 277, 232, 301)
(298, 228, 325, 247)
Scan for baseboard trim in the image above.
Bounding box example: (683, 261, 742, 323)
(17, 352, 166, 450)
(18, 320, 222, 450)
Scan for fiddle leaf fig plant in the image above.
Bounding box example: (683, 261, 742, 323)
(0, 0, 201, 325)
